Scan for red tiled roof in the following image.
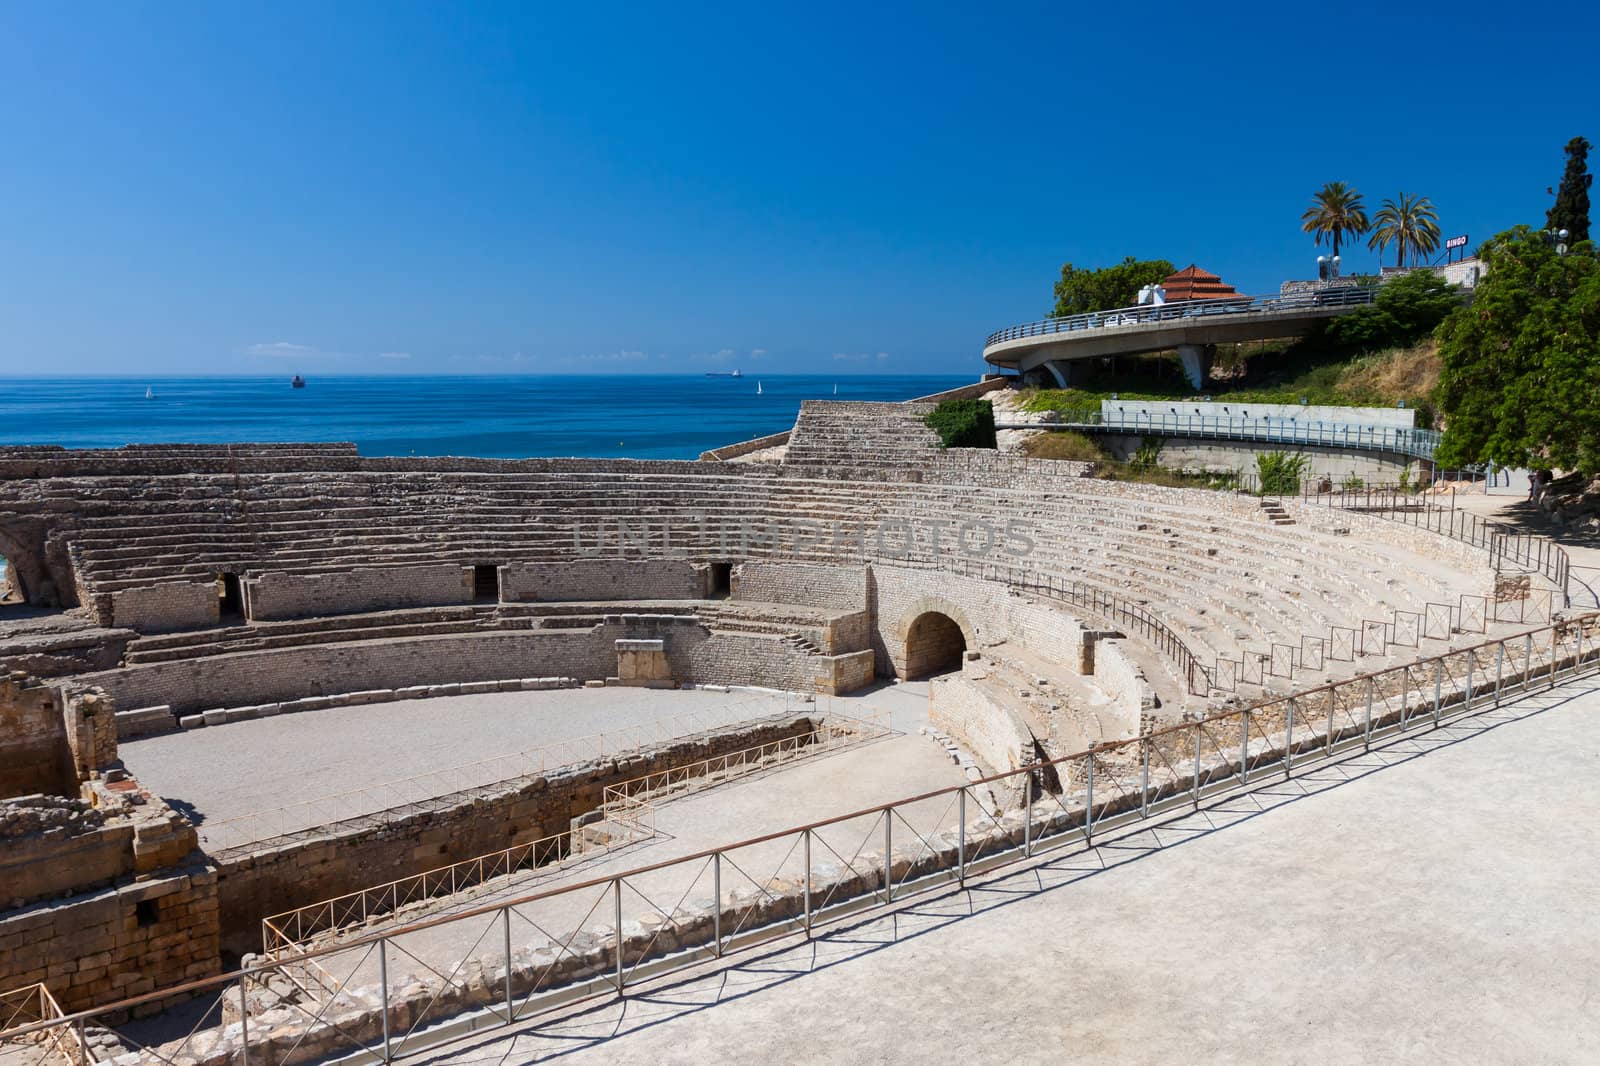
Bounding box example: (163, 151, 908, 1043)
(1163, 263, 1241, 301)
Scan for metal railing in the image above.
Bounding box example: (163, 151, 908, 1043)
(984, 288, 1378, 349)
(202, 701, 798, 850)
(260, 708, 893, 960)
(1293, 486, 1572, 607)
(11, 612, 1597, 1065)
(937, 556, 1209, 696)
(0, 983, 81, 1064)
(1008, 407, 1441, 461)
(260, 794, 658, 966)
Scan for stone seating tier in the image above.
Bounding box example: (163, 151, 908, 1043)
(0, 448, 1494, 696)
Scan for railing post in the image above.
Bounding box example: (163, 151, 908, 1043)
(1465, 649, 1474, 712)
(1325, 692, 1337, 754)
(803, 828, 813, 933)
(1140, 738, 1150, 817)
(76, 1017, 87, 1066)
(883, 808, 893, 902)
(239, 976, 251, 1066)
(613, 878, 624, 991)
(1192, 725, 1202, 807)
(379, 937, 392, 1060)
(1024, 772, 1034, 857)
(1363, 676, 1375, 750)
(1084, 753, 1094, 843)
(713, 852, 723, 954)
(502, 905, 514, 1023)
(1523, 633, 1534, 693)
(957, 789, 967, 883)
(1432, 659, 1443, 726)
(1239, 710, 1250, 783)
(1284, 698, 1296, 775)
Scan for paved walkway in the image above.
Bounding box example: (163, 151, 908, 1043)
(1448, 491, 1600, 609)
(400, 674, 1600, 1065)
(120, 686, 846, 842)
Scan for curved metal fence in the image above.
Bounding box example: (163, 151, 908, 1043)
(1009, 408, 1441, 461)
(984, 288, 1378, 349)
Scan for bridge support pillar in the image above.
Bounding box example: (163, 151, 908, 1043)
(1177, 344, 1212, 390)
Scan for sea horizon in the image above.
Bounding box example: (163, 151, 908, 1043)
(0, 373, 976, 460)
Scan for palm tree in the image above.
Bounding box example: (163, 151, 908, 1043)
(1301, 181, 1370, 257)
(1368, 192, 1441, 268)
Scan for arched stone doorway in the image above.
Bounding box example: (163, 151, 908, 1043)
(903, 611, 968, 678)
(0, 527, 37, 607)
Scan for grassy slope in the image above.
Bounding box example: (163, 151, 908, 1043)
(1019, 338, 1441, 424)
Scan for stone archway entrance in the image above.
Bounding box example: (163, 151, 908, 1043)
(903, 611, 968, 679)
(0, 527, 39, 607)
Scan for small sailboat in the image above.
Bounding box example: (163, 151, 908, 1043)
(756, 381, 763, 395)
(144, 386, 155, 400)
(291, 375, 306, 389)
(833, 383, 838, 396)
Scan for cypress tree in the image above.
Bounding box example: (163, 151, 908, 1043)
(1546, 136, 1592, 244)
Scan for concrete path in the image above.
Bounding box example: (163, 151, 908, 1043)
(1448, 492, 1600, 609)
(400, 674, 1600, 1065)
(119, 687, 813, 843)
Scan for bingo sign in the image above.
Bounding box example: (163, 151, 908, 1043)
(1445, 234, 1469, 261)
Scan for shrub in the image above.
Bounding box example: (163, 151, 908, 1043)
(1129, 436, 1163, 470)
(1325, 270, 1462, 354)
(1342, 474, 1365, 491)
(1021, 431, 1104, 461)
(1257, 451, 1308, 495)
(924, 399, 997, 449)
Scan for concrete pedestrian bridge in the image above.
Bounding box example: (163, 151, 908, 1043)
(983, 288, 1376, 387)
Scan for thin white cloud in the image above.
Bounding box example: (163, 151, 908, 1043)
(749, 348, 768, 358)
(246, 341, 313, 358)
(377, 351, 412, 361)
(831, 351, 892, 362)
(556, 350, 650, 365)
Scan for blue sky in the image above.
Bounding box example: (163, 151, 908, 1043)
(1, 1, 1594, 377)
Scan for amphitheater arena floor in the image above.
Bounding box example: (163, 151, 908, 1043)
(118, 680, 942, 848)
(402, 675, 1600, 1066)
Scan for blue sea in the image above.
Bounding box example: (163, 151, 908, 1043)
(0, 374, 972, 460)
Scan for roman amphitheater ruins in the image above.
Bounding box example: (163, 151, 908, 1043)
(0, 383, 1593, 1063)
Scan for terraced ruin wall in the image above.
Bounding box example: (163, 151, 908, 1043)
(246, 566, 473, 621)
(502, 560, 703, 602)
(81, 622, 872, 716)
(0, 677, 74, 797)
(731, 562, 867, 611)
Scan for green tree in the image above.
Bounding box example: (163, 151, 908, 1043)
(1052, 257, 1174, 317)
(1546, 135, 1592, 244)
(1368, 192, 1441, 268)
(1325, 269, 1463, 352)
(1434, 226, 1600, 474)
(1300, 181, 1369, 257)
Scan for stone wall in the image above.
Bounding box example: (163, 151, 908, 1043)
(502, 560, 703, 602)
(732, 562, 867, 611)
(214, 715, 818, 956)
(0, 863, 219, 1013)
(246, 566, 471, 620)
(1091, 638, 1157, 732)
(107, 581, 218, 633)
(80, 616, 875, 715)
(0, 796, 130, 908)
(80, 630, 619, 715)
(929, 673, 1036, 774)
(0, 676, 73, 798)
(1096, 436, 1414, 483)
